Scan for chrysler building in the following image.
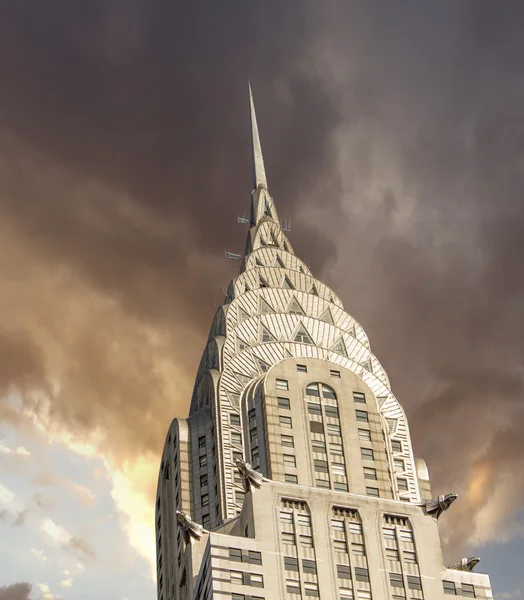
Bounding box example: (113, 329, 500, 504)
(155, 88, 493, 600)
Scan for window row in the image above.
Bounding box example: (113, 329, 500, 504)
(230, 571, 264, 588)
(229, 548, 262, 565)
(443, 581, 476, 597)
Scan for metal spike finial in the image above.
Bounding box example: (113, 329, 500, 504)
(249, 83, 268, 190)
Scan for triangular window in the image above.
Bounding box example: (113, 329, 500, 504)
(238, 307, 250, 322)
(237, 337, 250, 352)
(282, 276, 295, 290)
(256, 358, 270, 373)
(331, 338, 347, 357)
(255, 258, 264, 267)
(261, 324, 277, 343)
(329, 295, 335, 303)
(259, 276, 269, 288)
(284, 346, 294, 358)
(360, 359, 373, 373)
(270, 230, 280, 247)
(244, 283, 251, 292)
(260, 297, 275, 315)
(294, 324, 314, 345)
(276, 255, 286, 268)
(299, 265, 305, 274)
(347, 324, 356, 338)
(288, 297, 305, 315)
(318, 308, 334, 325)
(310, 284, 318, 296)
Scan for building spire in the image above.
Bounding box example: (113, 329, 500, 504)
(249, 83, 268, 190)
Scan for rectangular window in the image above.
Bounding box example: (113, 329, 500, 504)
(297, 364, 307, 372)
(443, 581, 457, 595)
(361, 447, 374, 460)
(232, 450, 243, 462)
(337, 564, 351, 579)
(284, 556, 299, 571)
(310, 421, 324, 434)
(314, 459, 329, 473)
(397, 478, 409, 491)
(404, 551, 417, 563)
(334, 481, 348, 491)
(330, 369, 341, 378)
(357, 592, 371, 600)
(231, 432, 242, 445)
(300, 535, 314, 548)
(312, 440, 326, 453)
(352, 543, 365, 556)
(286, 580, 301, 594)
(358, 428, 371, 441)
(407, 576, 422, 590)
(247, 550, 262, 565)
(281, 434, 294, 448)
(232, 594, 244, 600)
(297, 514, 311, 527)
(355, 410, 369, 422)
(278, 397, 290, 409)
(198, 436, 206, 449)
(332, 462, 346, 475)
(229, 548, 242, 562)
(332, 519, 345, 531)
(304, 582, 319, 597)
(280, 415, 293, 428)
(391, 439, 402, 452)
(390, 572, 404, 587)
(363, 466, 377, 480)
(354, 567, 370, 582)
(386, 548, 400, 561)
(201, 494, 209, 507)
(327, 423, 341, 436)
(308, 403, 322, 415)
(394, 459, 405, 472)
(200, 474, 208, 487)
(282, 532, 296, 545)
(280, 511, 293, 525)
(325, 405, 339, 418)
(383, 527, 396, 540)
(230, 570, 243, 584)
(302, 559, 317, 574)
(276, 379, 289, 391)
(230, 413, 241, 426)
(461, 584, 476, 598)
(250, 573, 264, 588)
(249, 408, 256, 421)
(285, 473, 298, 484)
(353, 392, 366, 403)
(400, 530, 414, 543)
(202, 513, 210, 528)
(316, 478, 330, 488)
(235, 490, 245, 504)
(330, 443, 344, 456)
(366, 487, 379, 497)
(348, 523, 363, 536)
(283, 454, 296, 467)
(334, 540, 348, 552)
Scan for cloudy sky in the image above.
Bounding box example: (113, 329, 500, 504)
(1, 1, 523, 598)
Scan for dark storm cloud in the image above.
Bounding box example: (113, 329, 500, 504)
(0, 0, 523, 561)
(0, 583, 32, 600)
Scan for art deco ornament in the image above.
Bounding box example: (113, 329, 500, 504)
(418, 493, 458, 519)
(447, 557, 481, 572)
(176, 510, 207, 544)
(235, 459, 269, 492)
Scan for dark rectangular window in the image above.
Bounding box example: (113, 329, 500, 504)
(278, 397, 290, 409)
(353, 392, 366, 403)
(199, 455, 207, 468)
(330, 369, 341, 378)
(397, 478, 409, 491)
(229, 548, 242, 562)
(361, 447, 374, 460)
(310, 421, 324, 434)
(232, 594, 244, 600)
(324, 405, 339, 418)
(355, 410, 369, 422)
(443, 581, 457, 595)
(281, 434, 294, 448)
(358, 428, 371, 441)
(337, 564, 351, 579)
(316, 478, 330, 489)
(284, 556, 299, 571)
(390, 573, 404, 587)
(283, 454, 296, 467)
(304, 583, 319, 597)
(461, 584, 476, 598)
(233, 450, 243, 462)
(314, 459, 329, 473)
(280, 415, 293, 428)
(312, 440, 326, 453)
(407, 576, 422, 590)
(366, 487, 379, 497)
(334, 481, 348, 491)
(285, 473, 298, 484)
(248, 573, 264, 588)
(200, 474, 208, 487)
(198, 436, 206, 449)
(202, 513, 210, 528)
(297, 364, 307, 372)
(230, 413, 241, 426)
(354, 567, 370, 582)
(391, 439, 402, 452)
(308, 402, 322, 415)
(235, 490, 245, 504)
(286, 581, 301, 594)
(249, 408, 256, 421)
(326, 423, 341, 436)
(247, 550, 262, 565)
(302, 559, 317, 574)
(201, 494, 209, 507)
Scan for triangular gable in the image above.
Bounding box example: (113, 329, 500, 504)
(261, 324, 277, 343)
(260, 297, 275, 315)
(318, 308, 334, 325)
(255, 357, 271, 374)
(259, 275, 269, 288)
(236, 336, 250, 352)
(288, 297, 305, 315)
(282, 275, 295, 290)
(331, 337, 348, 357)
(238, 307, 251, 322)
(360, 358, 373, 373)
(294, 323, 314, 345)
(255, 257, 264, 267)
(347, 324, 356, 338)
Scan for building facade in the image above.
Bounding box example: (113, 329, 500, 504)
(155, 88, 493, 600)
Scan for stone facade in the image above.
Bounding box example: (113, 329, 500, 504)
(155, 89, 493, 600)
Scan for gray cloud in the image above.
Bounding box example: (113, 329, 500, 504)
(0, 0, 523, 570)
(0, 583, 32, 600)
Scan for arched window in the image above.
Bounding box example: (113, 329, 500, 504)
(305, 382, 337, 400)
